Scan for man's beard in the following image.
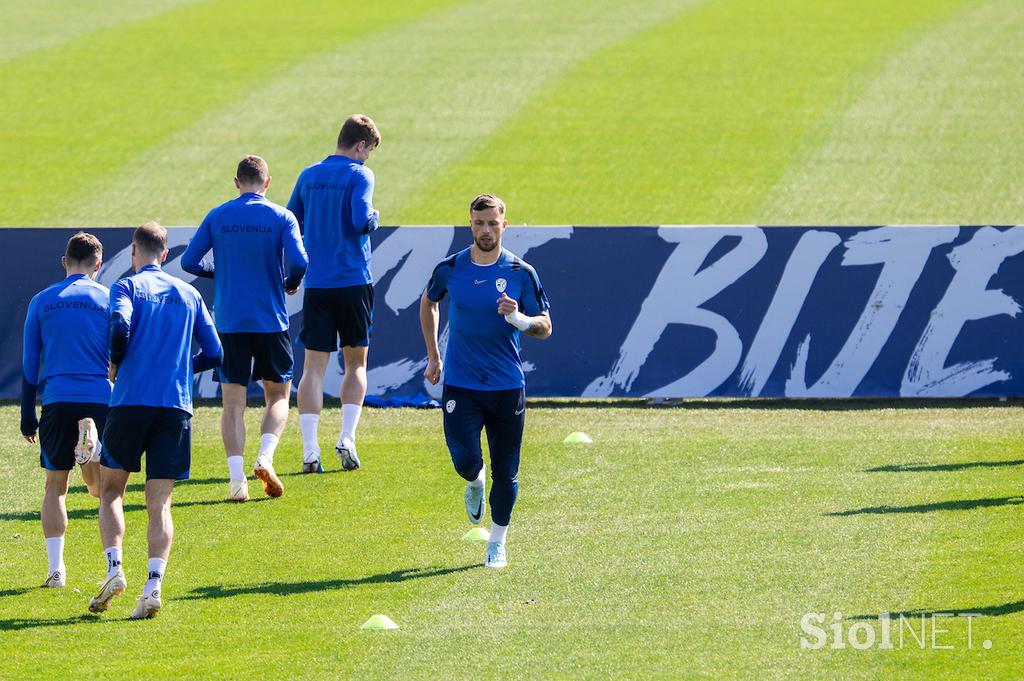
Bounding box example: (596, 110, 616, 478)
(474, 236, 498, 252)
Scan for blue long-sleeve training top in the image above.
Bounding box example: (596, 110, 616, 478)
(109, 265, 222, 414)
(181, 192, 308, 333)
(21, 274, 112, 432)
(287, 154, 378, 289)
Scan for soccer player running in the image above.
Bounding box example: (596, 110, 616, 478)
(287, 114, 380, 473)
(21, 232, 110, 588)
(419, 195, 552, 568)
(182, 155, 308, 501)
(89, 222, 222, 619)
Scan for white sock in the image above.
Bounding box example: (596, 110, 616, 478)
(226, 455, 245, 481)
(144, 557, 166, 597)
(489, 523, 508, 544)
(104, 546, 122, 578)
(339, 403, 362, 446)
(470, 465, 486, 489)
(300, 413, 320, 461)
(45, 536, 64, 574)
(258, 433, 280, 462)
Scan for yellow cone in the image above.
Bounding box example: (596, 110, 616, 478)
(563, 431, 593, 444)
(361, 614, 399, 630)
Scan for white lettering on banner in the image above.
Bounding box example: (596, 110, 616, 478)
(902, 226, 1024, 396)
(584, 226, 768, 398)
(738, 230, 841, 396)
(785, 227, 959, 397)
(373, 226, 456, 314)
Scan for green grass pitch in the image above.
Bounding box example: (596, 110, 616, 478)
(0, 0, 1021, 227)
(1, 402, 1022, 678)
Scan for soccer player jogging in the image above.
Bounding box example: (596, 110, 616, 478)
(89, 222, 222, 619)
(21, 232, 110, 588)
(419, 195, 553, 568)
(288, 114, 380, 473)
(182, 155, 308, 501)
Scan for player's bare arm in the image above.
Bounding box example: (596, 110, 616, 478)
(496, 293, 552, 339)
(419, 290, 443, 384)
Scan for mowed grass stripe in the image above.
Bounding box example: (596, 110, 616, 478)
(760, 0, 1024, 225)
(398, 0, 972, 225)
(0, 0, 460, 226)
(56, 0, 702, 228)
(0, 0, 203, 63)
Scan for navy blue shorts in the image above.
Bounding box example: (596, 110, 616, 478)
(101, 406, 192, 480)
(300, 285, 374, 351)
(441, 384, 525, 480)
(39, 402, 108, 471)
(218, 330, 294, 385)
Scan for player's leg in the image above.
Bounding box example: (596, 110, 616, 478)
(90, 406, 144, 613)
(336, 345, 368, 471)
(41, 469, 70, 587)
(442, 386, 487, 524)
(221, 383, 250, 501)
(334, 284, 373, 471)
(481, 388, 526, 569)
(251, 330, 292, 495)
(37, 403, 76, 586)
(78, 403, 108, 498)
(253, 380, 289, 497)
(130, 407, 191, 619)
(297, 288, 338, 473)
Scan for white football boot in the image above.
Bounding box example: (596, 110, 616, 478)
(43, 569, 66, 588)
(465, 468, 486, 525)
(129, 589, 162, 619)
(88, 571, 127, 613)
(227, 478, 249, 502)
(485, 542, 507, 569)
(253, 456, 284, 498)
(335, 438, 360, 471)
(74, 417, 98, 465)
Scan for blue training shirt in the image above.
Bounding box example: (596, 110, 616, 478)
(287, 155, 378, 288)
(426, 248, 550, 391)
(22, 274, 112, 405)
(181, 192, 309, 333)
(109, 265, 222, 414)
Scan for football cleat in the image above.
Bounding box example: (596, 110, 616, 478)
(253, 458, 284, 498)
(335, 439, 360, 471)
(43, 569, 66, 588)
(465, 474, 485, 525)
(88, 571, 126, 613)
(485, 541, 507, 569)
(227, 478, 249, 502)
(74, 417, 98, 465)
(301, 458, 324, 474)
(129, 590, 162, 620)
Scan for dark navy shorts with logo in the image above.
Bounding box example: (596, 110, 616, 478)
(300, 284, 374, 351)
(101, 406, 192, 480)
(218, 330, 294, 385)
(39, 401, 108, 471)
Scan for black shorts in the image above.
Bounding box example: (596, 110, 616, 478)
(101, 406, 192, 480)
(300, 285, 374, 351)
(39, 402, 108, 471)
(219, 331, 294, 385)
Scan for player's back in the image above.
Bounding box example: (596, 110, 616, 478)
(201, 193, 300, 333)
(110, 266, 206, 412)
(27, 275, 111, 404)
(289, 156, 374, 288)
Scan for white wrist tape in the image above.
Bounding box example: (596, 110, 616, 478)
(504, 310, 532, 331)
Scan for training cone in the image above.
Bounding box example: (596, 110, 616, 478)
(563, 431, 593, 444)
(462, 527, 490, 542)
(361, 614, 399, 631)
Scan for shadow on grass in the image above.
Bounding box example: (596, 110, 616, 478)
(851, 599, 1024, 620)
(526, 397, 1020, 411)
(0, 586, 37, 598)
(0, 614, 118, 632)
(279, 468, 347, 478)
(866, 459, 1024, 473)
(826, 496, 1024, 516)
(68, 475, 229, 495)
(0, 496, 272, 522)
(180, 564, 478, 601)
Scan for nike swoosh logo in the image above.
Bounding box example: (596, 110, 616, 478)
(474, 279, 486, 284)
(514, 407, 525, 416)
(472, 499, 483, 520)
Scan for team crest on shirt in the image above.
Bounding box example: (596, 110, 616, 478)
(446, 400, 456, 414)
(495, 278, 507, 293)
